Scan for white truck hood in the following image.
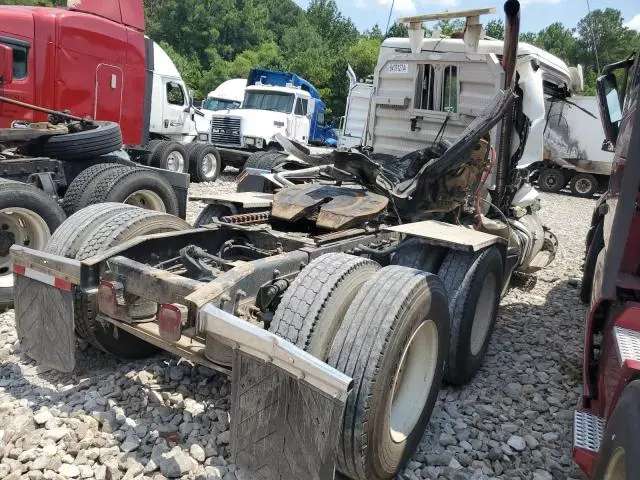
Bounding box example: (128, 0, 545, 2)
(211, 109, 289, 139)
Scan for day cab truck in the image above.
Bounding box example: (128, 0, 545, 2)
(10, 3, 561, 480)
(573, 51, 640, 479)
(209, 68, 337, 169)
(0, 0, 223, 182)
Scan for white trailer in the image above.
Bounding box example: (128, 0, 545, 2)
(536, 95, 614, 196)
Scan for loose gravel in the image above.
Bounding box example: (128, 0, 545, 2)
(0, 178, 594, 479)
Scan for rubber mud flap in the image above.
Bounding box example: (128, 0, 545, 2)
(231, 351, 346, 480)
(14, 276, 75, 372)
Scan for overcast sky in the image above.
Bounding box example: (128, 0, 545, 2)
(293, 0, 640, 35)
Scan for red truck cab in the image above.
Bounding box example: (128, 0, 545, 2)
(0, 0, 149, 145)
(574, 52, 640, 479)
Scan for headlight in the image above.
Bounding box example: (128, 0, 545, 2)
(198, 133, 209, 142)
(244, 137, 256, 146)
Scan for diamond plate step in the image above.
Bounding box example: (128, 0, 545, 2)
(615, 327, 640, 363)
(574, 410, 605, 453)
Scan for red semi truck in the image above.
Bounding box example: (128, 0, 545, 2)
(0, 0, 220, 180)
(574, 52, 640, 478)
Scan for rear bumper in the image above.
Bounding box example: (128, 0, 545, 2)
(10, 244, 352, 479)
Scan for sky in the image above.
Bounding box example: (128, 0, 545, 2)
(293, 0, 640, 35)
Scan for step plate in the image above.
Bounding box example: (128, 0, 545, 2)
(574, 410, 605, 453)
(615, 327, 640, 363)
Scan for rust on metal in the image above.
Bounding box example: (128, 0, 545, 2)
(220, 211, 271, 225)
(272, 184, 389, 230)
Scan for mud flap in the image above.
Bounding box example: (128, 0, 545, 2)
(14, 276, 76, 372)
(231, 351, 346, 480)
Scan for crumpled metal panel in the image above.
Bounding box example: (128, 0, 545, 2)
(271, 184, 388, 230)
(231, 351, 346, 480)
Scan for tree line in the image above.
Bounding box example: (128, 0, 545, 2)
(2, 1, 639, 111)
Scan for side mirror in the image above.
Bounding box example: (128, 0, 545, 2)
(596, 73, 623, 146)
(0, 45, 13, 85)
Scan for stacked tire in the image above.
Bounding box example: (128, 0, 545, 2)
(44, 204, 190, 357)
(0, 179, 66, 309)
(61, 164, 180, 216)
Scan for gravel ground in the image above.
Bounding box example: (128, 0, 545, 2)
(0, 177, 596, 480)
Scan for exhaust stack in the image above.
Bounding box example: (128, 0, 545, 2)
(494, 0, 521, 207)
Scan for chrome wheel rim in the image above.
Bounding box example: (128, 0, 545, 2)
(124, 190, 166, 212)
(389, 320, 438, 443)
(575, 178, 594, 195)
(200, 153, 218, 179)
(0, 208, 51, 287)
(166, 151, 185, 172)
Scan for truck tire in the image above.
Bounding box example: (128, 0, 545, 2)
(438, 247, 503, 385)
(580, 221, 604, 304)
(259, 152, 288, 170)
(570, 173, 598, 198)
(189, 144, 221, 183)
(150, 141, 189, 174)
(193, 204, 233, 228)
(329, 266, 450, 480)
(0, 181, 66, 308)
(44, 203, 138, 339)
(77, 167, 180, 216)
(243, 151, 270, 170)
(272, 253, 379, 360)
(72, 208, 190, 357)
(593, 380, 640, 479)
(23, 121, 123, 161)
(391, 238, 447, 272)
(45, 203, 138, 259)
(61, 163, 123, 215)
(538, 168, 565, 193)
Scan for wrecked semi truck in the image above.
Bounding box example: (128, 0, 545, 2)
(11, 2, 557, 479)
(0, 0, 222, 182)
(339, 28, 584, 195)
(572, 52, 640, 479)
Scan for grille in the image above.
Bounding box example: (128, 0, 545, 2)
(211, 117, 241, 146)
(615, 327, 640, 363)
(574, 410, 604, 453)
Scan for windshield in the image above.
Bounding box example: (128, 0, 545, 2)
(202, 98, 242, 111)
(243, 91, 295, 113)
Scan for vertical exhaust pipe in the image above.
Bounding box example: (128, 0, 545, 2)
(495, 0, 521, 207)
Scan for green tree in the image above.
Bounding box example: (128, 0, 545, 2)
(347, 37, 382, 80)
(486, 19, 504, 40)
(434, 19, 465, 36)
(387, 22, 409, 38)
(536, 23, 577, 64)
(576, 8, 640, 75)
(519, 32, 538, 44)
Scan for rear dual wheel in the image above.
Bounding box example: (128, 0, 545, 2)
(62, 164, 180, 216)
(274, 254, 450, 480)
(186, 143, 221, 183)
(44, 205, 190, 358)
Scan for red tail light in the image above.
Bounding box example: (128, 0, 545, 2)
(158, 304, 182, 342)
(98, 280, 120, 316)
